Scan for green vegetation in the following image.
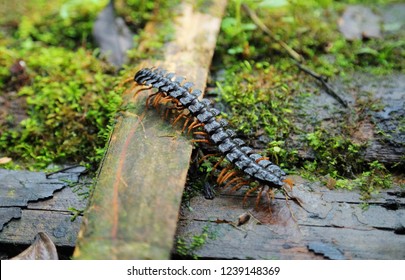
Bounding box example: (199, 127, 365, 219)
(0, 0, 118, 170)
(0, 0, 401, 199)
(334, 161, 393, 200)
(217, 0, 404, 75)
(2, 0, 108, 49)
(0, 0, 181, 170)
(216, 60, 297, 169)
(0, 44, 122, 169)
(117, 0, 180, 61)
(175, 225, 217, 259)
(213, 0, 403, 197)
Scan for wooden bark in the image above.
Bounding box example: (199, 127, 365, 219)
(175, 176, 405, 259)
(73, 1, 227, 259)
(0, 166, 87, 258)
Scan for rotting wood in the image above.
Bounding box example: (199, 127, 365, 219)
(73, 1, 227, 259)
(175, 175, 405, 259)
(0, 166, 87, 252)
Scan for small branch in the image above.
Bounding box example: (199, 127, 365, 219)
(242, 3, 303, 62)
(242, 4, 348, 108)
(294, 62, 348, 108)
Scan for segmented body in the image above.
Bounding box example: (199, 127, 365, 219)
(134, 67, 286, 196)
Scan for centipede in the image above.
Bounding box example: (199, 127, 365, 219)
(133, 67, 289, 206)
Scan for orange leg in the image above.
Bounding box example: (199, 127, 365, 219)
(146, 91, 161, 109)
(210, 156, 225, 177)
(121, 76, 135, 85)
(220, 170, 239, 185)
(187, 119, 201, 134)
(191, 139, 210, 144)
(172, 112, 188, 126)
(152, 92, 166, 110)
(180, 117, 191, 133)
(217, 165, 233, 185)
(133, 85, 152, 97)
(193, 131, 208, 137)
(229, 180, 249, 193)
(197, 153, 220, 165)
(256, 186, 266, 207)
(264, 188, 275, 211)
(243, 185, 259, 206)
(223, 176, 244, 189)
(160, 96, 175, 105)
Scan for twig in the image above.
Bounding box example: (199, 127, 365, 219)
(294, 62, 348, 107)
(242, 4, 348, 108)
(242, 3, 303, 62)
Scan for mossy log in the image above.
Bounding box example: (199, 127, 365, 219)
(73, 1, 227, 259)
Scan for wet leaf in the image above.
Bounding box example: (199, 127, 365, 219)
(11, 232, 58, 260)
(338, 5, 381, 40)
(92, 1, 133, 68)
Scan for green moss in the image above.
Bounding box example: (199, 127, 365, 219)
(335, 161, 393, 200)
(175, 226, 217, 259)
(5, 0, 108, 49)
(0, 43, 122, 169)
(217, 0, 404, 75)
(212, 0, 401, 197)
(114, 0, 180, 63)
(215, 60, 298, 169)
(0, 0, 183, 170)
(116, 0, 180, 29)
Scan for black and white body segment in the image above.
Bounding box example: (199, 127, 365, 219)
(134, 67, 286, 193)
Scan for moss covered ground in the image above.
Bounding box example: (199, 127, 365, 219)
(0, 0, 403, 200)
(0, 0, 177, 170)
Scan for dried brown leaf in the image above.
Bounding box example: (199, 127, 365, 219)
(237, 213, 251, 226)
(11, 232, 58, 260)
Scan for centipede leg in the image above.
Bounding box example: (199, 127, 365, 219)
(122, 76, 135, 85)
(229, 180, 249, 193)
(134, 85, 153, 98)
(262, 188, 275, 211)
(181, 117, 191, 133)
(191, 139, 210, 144)
(243, 185, 259, 206)
(210, 156, 225, 175)
(197, 153, 221, 165)
(152, 92, 166, 110)
(220, 170, 239, 185)
(217, 165, 233, 185)
(223, 176, 244, 190)
(172, 112, 188, 126)
(193, 131, 209, 138)
(145, 91, 161, 109)
(187, 120, 204, 134)
(256, 187, 267, 209)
